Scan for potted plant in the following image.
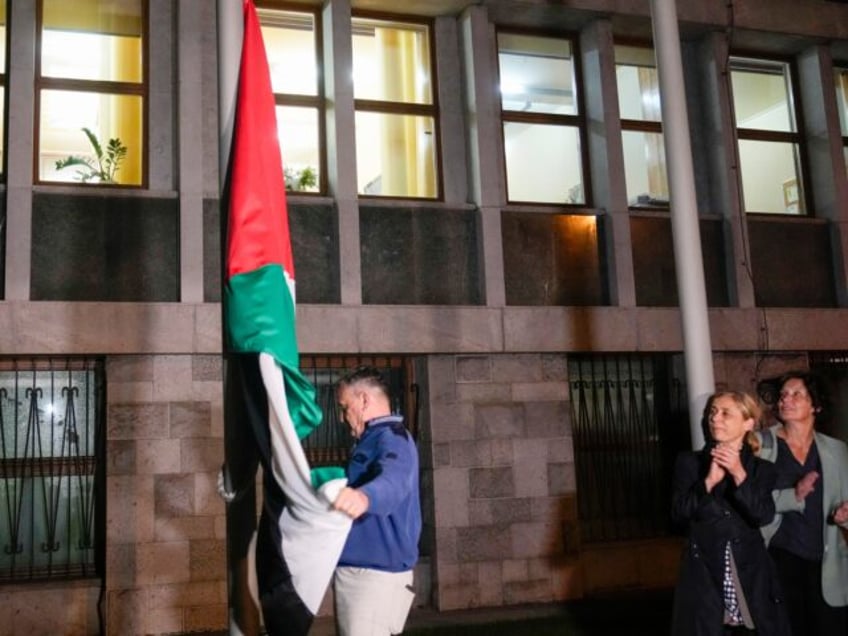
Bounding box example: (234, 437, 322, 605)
(54, 127, 128, 183)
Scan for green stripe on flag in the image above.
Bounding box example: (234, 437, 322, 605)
(226, 263, 323, 440)
(226, 263, 298, 366)
(311, 466, 346, 489)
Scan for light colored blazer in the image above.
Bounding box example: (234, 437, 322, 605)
(757, 425, 848, 607)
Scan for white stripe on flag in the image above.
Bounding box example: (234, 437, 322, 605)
(259, 353, 352, 614)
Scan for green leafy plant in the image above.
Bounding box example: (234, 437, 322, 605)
(284, 165, 318, 192)
(54, 127, 128, 183)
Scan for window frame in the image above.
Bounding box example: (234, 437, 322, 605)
(257, 1, 327, 196)
(729, 53, 811, 216)
(299, 355, 417, 466)
(833, 63, 848, 177)
(33, 0, 149, 188)
(568, 352, 688, 543)
(0, 357, 105, 583)
(351, 10, 443, 201)
(496, 27, 591, 208)
(614, 39, 669, 211)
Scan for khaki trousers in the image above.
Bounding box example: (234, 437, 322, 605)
(334, 567, 415, 636)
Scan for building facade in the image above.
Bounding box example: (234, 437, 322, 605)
(1, 0, 848, 633)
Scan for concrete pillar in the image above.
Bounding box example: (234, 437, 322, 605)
(579, 19, 636, 308)
(177, 0, 207, 303)
(459, 5, 506, 307)
(149, 0, 176, 191)
(797, 45, 848, 307)
(324, 0, 362, 305)
(5, 0, 36, 299)
(435, 16, 469, 206)
(697, 32, 756, 309)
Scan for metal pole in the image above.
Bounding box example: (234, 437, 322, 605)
(651, 0, 714, 449)
(217, 2, 261, 634)
(218, 0, 241, 180)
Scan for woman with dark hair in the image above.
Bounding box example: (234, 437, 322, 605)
(757, 371, 848, 635)
(671, 391, 789, 635)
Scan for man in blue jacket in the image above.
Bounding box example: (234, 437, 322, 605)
(332, 366, 421, 636)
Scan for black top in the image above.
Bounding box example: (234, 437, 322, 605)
(670, 445, 790, 636)
(770, 438, 824, 560)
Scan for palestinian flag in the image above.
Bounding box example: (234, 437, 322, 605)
(223, 1, 351, 634)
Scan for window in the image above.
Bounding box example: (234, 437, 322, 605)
(258, 4, 323, 194)
(568, 353, 688, 542)
(615, 44, 668, 208)
(834, 66, 848, 178)
(352, 15, 439, 199)
(0, 0, 6, 178)
(36, 0, 146, 186)
(497, 31, 587, 205)
(0, 359, 104, 582)
(299, 355, 417, 466)
(730, 57, 806, 215)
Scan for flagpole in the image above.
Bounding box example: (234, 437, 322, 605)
(218, 0, 240, 177)
(218, 1, 261, 634)
(651, 0, 714, 449)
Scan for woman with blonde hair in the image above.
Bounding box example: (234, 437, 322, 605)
(671, 391, 789, 635)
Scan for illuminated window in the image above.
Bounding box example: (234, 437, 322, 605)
(730, 57, 806, 215)
(497, 31, 587, 205)
(37, 0, 145, 186)
(834, 66, 848, 179)
(258, 5, 323, 194)
(615, 44, 668, 209)
(352, 15, 439, 199)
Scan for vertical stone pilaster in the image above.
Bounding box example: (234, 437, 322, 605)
(427, 353, 578, 611)
(105, 354, 226, 635)
(580, 19, 636, 308)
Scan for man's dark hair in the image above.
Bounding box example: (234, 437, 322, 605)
(336, 366, 390, 401)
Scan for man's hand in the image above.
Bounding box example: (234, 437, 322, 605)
(333, 486, 370, 519)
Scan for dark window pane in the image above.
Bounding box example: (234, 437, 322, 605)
(502, 212, 605, 306)
(360, 207, 481, 305)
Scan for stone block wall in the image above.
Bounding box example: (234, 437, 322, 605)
(426, 353, 581, 610)
(0, 583, 101, 635)
(5, 350, 811, 633)
(712, 352, 806, 393)
(105, 355, 227, 635)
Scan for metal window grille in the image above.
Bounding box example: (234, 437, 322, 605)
(568, 353, 687, 543)
(299, 355, 417, 467)
(0, 358, 104, 582)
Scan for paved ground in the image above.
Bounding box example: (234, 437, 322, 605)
(198, 587, 674, 635)
(308, 587, 675, 636)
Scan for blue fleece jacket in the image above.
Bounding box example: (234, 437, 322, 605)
(337, 415, 421, 572)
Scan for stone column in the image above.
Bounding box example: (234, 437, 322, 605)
(696, 32, 756, 308)
(324, 0, 362, 305)
(797, 44, 848, 306)
(580, 19, 636, 308)
(176, 0, 206, 303)
(5, 0, 36, 299)
(459, 5, 506, 307)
